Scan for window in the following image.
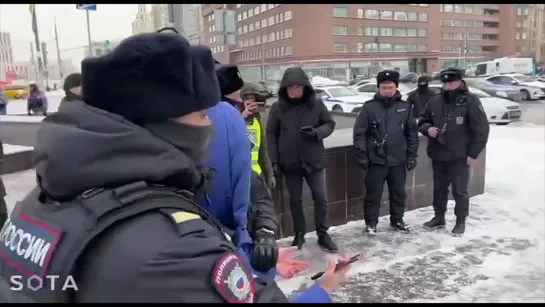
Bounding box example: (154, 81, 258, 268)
(262, 19, 267, 27)
(356, 42, 364, 52)
(268, 4, 274, 10)
(279, 13, 284, 22)
(254, 6, 260, 15)
(365, 42, 378, 52)
(285, 28, 292, 38)
(248, 9, 253, 17)
(285, 10, 292, 20)
(333, 25, 348, 35)
(357, 8, 364, 18)
(269, 32, 275, 41)
(237, 27, 242, 34)
(417, 44, 426, 52)
(256, 36, 261, 44)
(279, 30, 284, 39)
(243, 25, 248, 33)
(275, 14, 279, 23)
(417, 28, 427, 37)
(236, 4, 242, 8)
(442, 4, 453, 12)
(276, 30, 281, 39)
(464, 4, 474, 14)
(358, 27, 365, 36)
(407, 12, 417, 21)
(516, 32, 521, 40)
(242, 11, 247, 19)
(406, 44, 417, 51)
(418, 13, 428, 22)
(418, 4, 428, 7)
(333, 43, 347, 53)
(262, 35, 268, 43)
(249, 38, 255, 46)
(522, 32, 528, 39)
(249, 23, 254, 31)
(380, 10, 393, 20)
(454, 5, 464, 13)
(407, 28, 417, 37)
(380, 27, 393, 36)
(285, 46, 293, 55)
(393, 44, 406, 52)
(237, 14, 242, 21)
(365, 9, 379, 19)
(333, 6, 348, 17)
(453, 19, 464, 27)
(255, 21, 260, 29)
(268, 16, 275, 25)
(364, 26, 379, 36)
(394, 11, 407, 21)
(280, 46, 284, 56)
(394, 28, 406, 37)
(442, 19, 453, 26)
(260, 4, 266, 11)
(464, 20, 473, 27)
(379, 43, 392, 52)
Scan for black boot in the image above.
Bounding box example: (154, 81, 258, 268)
(390, 220, 411, 232)
(452, 217, 466, 236)
(317, 232, 338, 252)
(291, 232, 305, 250)
(423, 215, 446, 229)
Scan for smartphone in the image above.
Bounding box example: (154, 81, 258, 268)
(310, 253, 362, 280)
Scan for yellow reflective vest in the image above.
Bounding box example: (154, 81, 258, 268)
(246, 118, 262, 174)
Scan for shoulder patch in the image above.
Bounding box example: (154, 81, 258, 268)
(212, 252, 255, 303)
(171, 211, 201, 224)
(0, 210, 62, 276)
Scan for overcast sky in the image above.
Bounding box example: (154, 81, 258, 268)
(0, 4, 139, 64)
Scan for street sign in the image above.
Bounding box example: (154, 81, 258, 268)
(76, 4, 97, 11)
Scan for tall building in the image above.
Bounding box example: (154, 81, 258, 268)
(205, 4, 518, 81)
(202, 4, 239, 64)
(0, 31, 14, 81)
(132, 4, 154, 35)
(515, 4, 545, 62)
(151, 4, 170, 31)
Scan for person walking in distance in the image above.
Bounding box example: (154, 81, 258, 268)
(353, 70, 419, 235)
(266, 67, 337, 251)
(407, 74, 436, 118)
(418, 68, 490, 236)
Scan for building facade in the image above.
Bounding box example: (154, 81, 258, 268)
(202, 4, 519, 81)
(132, 4, 154, 35)
(515, 4, 545, 63)
(151, 4, 170, 31)
(0, 31, 14, 81)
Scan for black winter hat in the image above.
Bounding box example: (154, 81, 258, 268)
(215, 63, 244, 96)
(81, 32, 220, 124)
(63, 73, 81, 93)
(376, 70, 400, 87)
(440, 68, 463, 82)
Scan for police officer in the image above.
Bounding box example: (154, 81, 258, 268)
(241, 83, 275, 190)
(418, 68, 490, 236)
(353, 70, 419, 235)
(0, 30, 352, 303)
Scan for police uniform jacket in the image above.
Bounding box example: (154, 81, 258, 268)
(0, 101, 321, 303)
(353, 91, 419, 166)
(248, 171, 277, 238)
(418, 81, 490, 161)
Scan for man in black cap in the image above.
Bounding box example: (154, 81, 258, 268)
(0, 30, 350, 303)
(353, 70, 419, 235)
(59, 73, 82, 108)
(418, 68, 490, 236)
(407, 74, 436, 118)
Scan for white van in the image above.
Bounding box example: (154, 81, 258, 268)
(474, 58, 533, 77)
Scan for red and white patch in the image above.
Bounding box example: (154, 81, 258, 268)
(212, 252, 255, 303)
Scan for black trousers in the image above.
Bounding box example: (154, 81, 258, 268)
(284, 169, 328, 235)
(364, 164, 407, 225)
(431, 159, 470, 218)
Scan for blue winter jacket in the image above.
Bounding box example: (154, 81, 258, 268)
(202, 101, 252, 251)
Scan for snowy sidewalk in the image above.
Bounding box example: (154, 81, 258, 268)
(2, 125, 544, 303)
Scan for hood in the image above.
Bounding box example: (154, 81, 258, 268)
(34, 100, 200, 200)
(278, 67, 314, 103)
(521, 81, 545, 88)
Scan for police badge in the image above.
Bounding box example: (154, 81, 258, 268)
(456, 116, 464, 124)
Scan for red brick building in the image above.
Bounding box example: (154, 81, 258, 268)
(202, 4, 517, 80)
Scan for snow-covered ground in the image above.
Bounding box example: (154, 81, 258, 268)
(0, 91, 64, 123)
(1, 124, 544, 302)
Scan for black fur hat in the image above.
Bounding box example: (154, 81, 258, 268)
(81, 32, 220, 124)
(376, 70, 400, 87)
(215, 63, 244, 96)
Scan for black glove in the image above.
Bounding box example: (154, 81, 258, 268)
(251, 228, 279, 272)
(406, 159, 417, 171)
(358, 159, 369, 170)
(272, 163, 282, 176)
(300, 126, 317, 140)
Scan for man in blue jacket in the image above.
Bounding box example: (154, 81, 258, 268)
(202, 62, 253, 267)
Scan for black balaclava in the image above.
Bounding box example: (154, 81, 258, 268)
(146, 121, 215, 166)
(417, 75, 430, 93)
(63, 73, 82, 101)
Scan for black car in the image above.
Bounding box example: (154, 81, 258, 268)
(257, 81, 277, 98)
(399, 72, 418, 83)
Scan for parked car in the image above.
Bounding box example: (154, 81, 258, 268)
(464, 79, 522, 102)
(352, 81, 414, 95)
(314, 86, 373, 113)
(258, 80, 279, 96)
(2, 84, 29, 99)
(484, 74, 545, 100)
(400, 72, 418, 83)
(401, 84, 522, 125)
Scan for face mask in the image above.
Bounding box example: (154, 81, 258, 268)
(146, 121, 215, 165)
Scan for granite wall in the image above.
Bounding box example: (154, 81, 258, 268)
(270, 128, 487, 239)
